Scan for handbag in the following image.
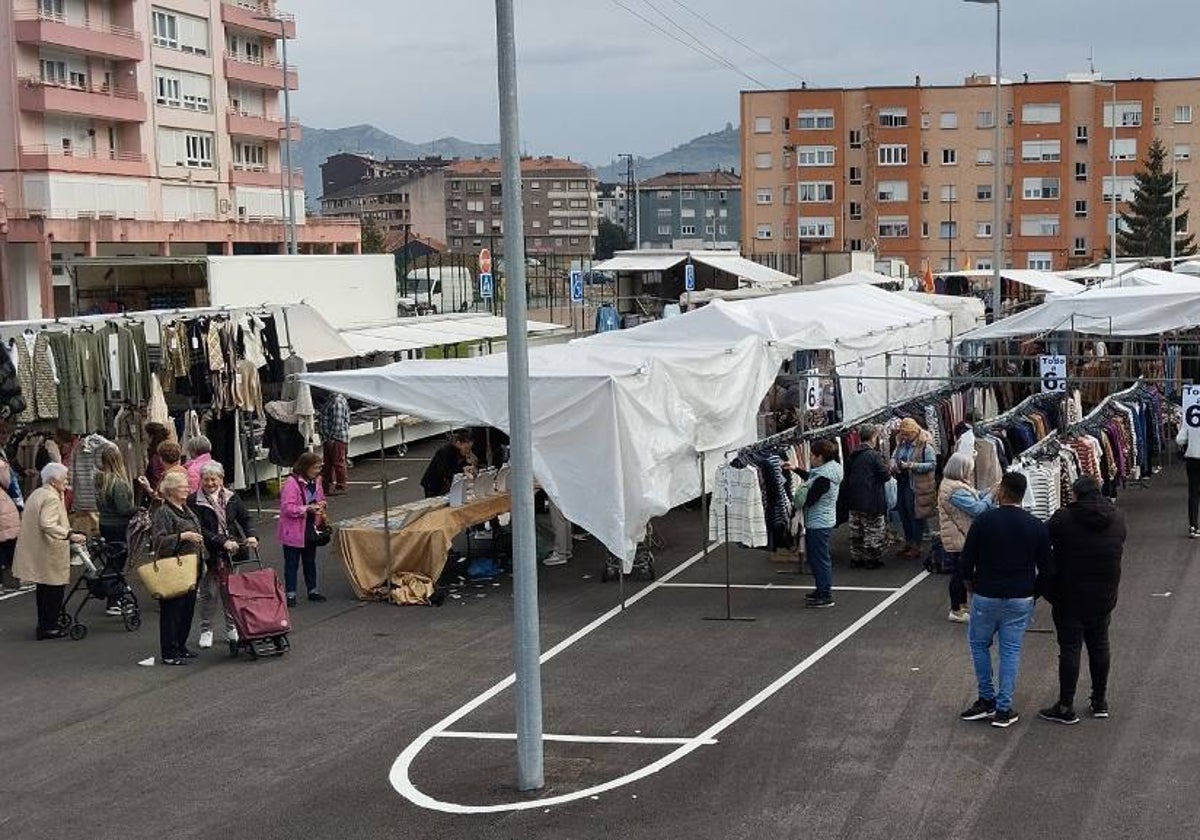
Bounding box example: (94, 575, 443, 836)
(305, 512, 332, 548)
(137, 554, 199, 600)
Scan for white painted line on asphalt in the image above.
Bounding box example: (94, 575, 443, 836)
(0, 588, 34, 602)
(660, 583, 903, 593)
(371, 477, 409, 490)
(436, 731, 718, 746)
(390, 555, 930, 814)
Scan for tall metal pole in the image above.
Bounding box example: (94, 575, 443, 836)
(991, 0, 1003, 319)
(494, 0, 544, 792)
(280, 20, 298, 255)
(1172, 123, 1178, 264)
(1109, 82, 1118, 279)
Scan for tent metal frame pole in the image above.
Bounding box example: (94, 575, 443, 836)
(704, 453, 755, 623)
(699, 452, 708, 563)
(379, 408, 391, 591)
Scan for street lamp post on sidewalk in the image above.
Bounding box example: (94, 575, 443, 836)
(964, 0, 1002, 320)
(1093, 80, 1119, 279)
(255, 12, 297, 255)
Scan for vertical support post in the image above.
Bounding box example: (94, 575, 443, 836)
(379, 408, 391, 589)
(991, 0, 1003, 320)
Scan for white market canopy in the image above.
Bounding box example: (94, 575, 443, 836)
(592, 250, 796, 288)
(338, 314, 565, 356)
(1177, 260, 1200, 278)
(1089, 267, 1200, 290)
(301, 286, 950, 562)
(938, 268, 1082, 296)
(896, 291, 986, 334)
(815, 270, 909, 288)
(960, 286, 1200, 340)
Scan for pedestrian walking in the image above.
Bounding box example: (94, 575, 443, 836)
(798, 439, 843, 608)
(150, 471, 204, 665)
(95, 443, 137, 615)
(278, 452, 328, 607)
(937, 452, 995, 623)
(891, 418, 936, 560)
(317, 391, 351, 496)
(12, 463, 87, 639)
(1176, 419, 1200, 538)
(1038, 476, 1126, 725)
(838, 424, 891, 570)
(0, 443, 24, 592)
(189, 461, 258, 650)
(959, 472, 1050, 728)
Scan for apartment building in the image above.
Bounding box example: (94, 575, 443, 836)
(636, 170, 740, 250)
(741, 74, 1200, 276)
(0, 0, 360, 319)
(597, 181, 628, 229)
(444, 157, 599, 259)
(319, 153, 449, 245)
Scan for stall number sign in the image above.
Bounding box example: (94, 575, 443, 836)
(804, 370, 821, 412)
(898, 353, 910, 382)
(855, 357, 865, 395)
(1184, 385, 1200, 429)
(1040, 355, 1067, 393)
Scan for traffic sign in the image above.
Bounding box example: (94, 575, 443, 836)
(479, 272, 494, 300)
(1039, 355, 1066, 393)
(478, 248, 492, 275)
(1184, 385, 1200, 429)
(570, 270, 584, 303)
(684, 262, 696, 293)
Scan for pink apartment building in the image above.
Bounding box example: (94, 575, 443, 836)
(0, 0, 360, 319)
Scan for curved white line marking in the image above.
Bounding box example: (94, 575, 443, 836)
(390, 566, 929, 814)
(436, 732, 718, 746)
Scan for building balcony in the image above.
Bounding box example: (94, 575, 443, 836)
(223, 54, 298, 90)
(19, 145, 151, 177)
(227, 108, 301, 141)
(230, 164, 304, 188)
(13, 10, 144, 62)
(221, 1, 296, 39)
(18, 78, 147, 122)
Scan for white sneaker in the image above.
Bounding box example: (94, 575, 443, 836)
(198, 630, 214, 649)
(106, 606, 123, 617)
(541, 551, 570, 567)
(226, 627, 239, 644)
(947, 609, 970, 623)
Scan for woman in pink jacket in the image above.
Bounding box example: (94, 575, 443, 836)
(277, 451, 327, 607)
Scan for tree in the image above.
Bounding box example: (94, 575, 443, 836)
(360, 216, 387, 254)
(1117, 138, 1196, 258)
(595, 218, 631, 260)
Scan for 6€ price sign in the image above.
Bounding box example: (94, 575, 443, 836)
(1040, 355, 1067, 393)
(1184, 384, 1200, 429)
(804, 369, 821, 412)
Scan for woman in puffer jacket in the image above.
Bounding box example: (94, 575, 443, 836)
(937, 452, 995, 623)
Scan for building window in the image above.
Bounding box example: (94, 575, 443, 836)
(797, 146, 835, 166)
(941, 148, 957, 166)
(798, 217, 835, 239)
(680, 207, 696, 218)
(1075, 200, 1088, 217)
(1028, 252, 1054, 271)
(1109, 138, 1137, 161)
(1076, 125, 1089, 144)
(1020, 215, 1061, 237)
(1103, 101, 1143, 128)
(849, 239, 864, 251)
(921, 185, 930, 203)
(155, 71, 181, 107)
(1075, 162, 1088, 181)
(878, 144, 908, 166)
(1022, 177, 1060, 200)
(849, 129, 862, 149)
(976, 148, 994, 166)
(529, 180, 540, 190)
(779, 188, 789, 207)
(754, 152, 773, 169)
(877, 180, 908, 202)
(1175, 144, 1192, 162)
(1022, 103, 1062, 124)
(152, 9, 178, 48)
(939, 221, 957, 239)
(1176, 105, 1194, 124)
(849, 166, 862, 185)
(879, 107, 908, 128)
(920, 112, 931, 129)
(152, 7, 208, 54)
(185, 132, 213, 168)
(1021, 140, 1062, 162)
(155, 68, 211, 112)
(656, 207, 672, 218)
(680, 225, 696, 235)
(755, 224, 773, 240)
(878, 216, 910, 238)
(977, 110, 995, 129)
(657, 225, 672, 235)
(849, 201, 862, 220)
(450, 180, 461, 191)
(976, 221, 993, 238)
(232, 141, 265, 169)
(1154, 105, 1162, 125)
(921, 149, 930, 166)
(466, 200, 483, 212)
(976, 184, 993, 201)
(680, 189, 694, 200)
(940, 185, 957, 203)
(939, 111, 958, 130)
(798, 182, 834, 202)
(657, 190, 672, 200)
(754, 116, 772, 133)
(1073, 237, 1088, 257)
(797, 109, 835, 130)
(755, 188, 773, 205)
(1102, 176, 1136, 202)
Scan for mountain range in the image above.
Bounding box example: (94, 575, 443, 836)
(295, 123, 741, 208)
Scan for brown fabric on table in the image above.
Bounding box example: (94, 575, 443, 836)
(337, 494, 513, 600)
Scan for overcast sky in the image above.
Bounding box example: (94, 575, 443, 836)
(285, 0, 1196, 167)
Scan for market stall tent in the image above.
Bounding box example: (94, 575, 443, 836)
(959, 286, 1200, 340)
(814, 270, 911, 289)
(937, 269, 1082, 296)
(896, 291, 986, 334)
(301, 286, 950, 563)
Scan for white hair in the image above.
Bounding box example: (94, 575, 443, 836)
(41, 462, 69, 485)
(186, 435, 212, 457)
(199, 461, 225, 479)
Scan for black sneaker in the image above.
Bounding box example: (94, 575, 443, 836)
(1038, 703, 1080, 725)
(991, 708, 1020, 728)
(286, 594, 297, 608)
(1090, 698, 1109, 719)
(806, 595, 835, 609)
(161, 658, 189, 666)
(307, 592, 327, 603)
(804, 590, 820, 602)
(960, 698, 996, 721)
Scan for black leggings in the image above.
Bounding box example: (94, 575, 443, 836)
(36, 584, 65, 633)
(1053, 607, 1112, 706)
(1187, 459, 1200, 529)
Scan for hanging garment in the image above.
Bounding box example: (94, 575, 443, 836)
(147, 374, 175, 441)
(0, 341, 25, 422)
(206, 410, 238, 482)
(708, 465, 769, 547)
(234, 358, 265, 417)
(281, 354, 315, 445)
(595, 305, 621, 333)
(74, 330, 109, 433)
(114, 408, 148, 488)
(69, 434, 114, 514)
(264, 400, 306, 468)
(180, 410, 202, 456)
(45, 332, 84, 434)
(259, 315, 285, 384)
(239, 314, 268, 369)
(11, 331, 60, 422)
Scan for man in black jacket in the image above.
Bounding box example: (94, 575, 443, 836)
(838, 425, 890, 569)
(1038, 476, 1126, 724)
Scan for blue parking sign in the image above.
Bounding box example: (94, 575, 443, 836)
(684, 262, 695, 292)
(479, 272, 494, 299)
(570, 270, 584, 303)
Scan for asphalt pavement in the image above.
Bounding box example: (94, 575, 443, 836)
(2, 445, 1198, 840)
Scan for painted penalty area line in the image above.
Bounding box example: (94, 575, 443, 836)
(660, 583, 902, 593)
(436, 731, 718, 746)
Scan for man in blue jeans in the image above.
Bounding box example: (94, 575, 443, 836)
(958, 472, 1050, 728)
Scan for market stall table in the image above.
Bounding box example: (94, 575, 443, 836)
(336, 494, 513, 599)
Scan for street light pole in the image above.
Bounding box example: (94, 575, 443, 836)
(1172, 123, 1178, 265)
(256, 12, 297, 255)
(1096, 80, 1118, 278)
(494, 0, 544, 793)
(965, 0, 1003, 319)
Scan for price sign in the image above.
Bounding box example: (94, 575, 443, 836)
(855, 357, 865, 395)
(1184, 384, 1200, 429)
(899, 358, 910, 381)
(804, 369, 821, 411)
(1040, 355, 1066, 393)
(924, 345, 934, 376)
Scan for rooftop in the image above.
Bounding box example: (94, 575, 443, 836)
(640, 170, 741, 189)
(448, 156, 593, 177)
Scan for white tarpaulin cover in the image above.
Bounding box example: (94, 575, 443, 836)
(940, 269, 1082, 295)
(897, 291, 986, 334)
(1089, 268, 1199, 290)
(301, 286, 949, 562)
(339, 314, 564, 356)
(815, 270, 908, 288)
(591, 253, 684, 273)
(960, 286, 1200, 340)
(689, 253, 796, 287)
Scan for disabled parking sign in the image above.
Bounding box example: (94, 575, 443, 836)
(570, 270, 584, 303)
(479, 272, 494, 300)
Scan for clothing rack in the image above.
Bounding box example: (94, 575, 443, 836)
(1013, 379, 1152, 465)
